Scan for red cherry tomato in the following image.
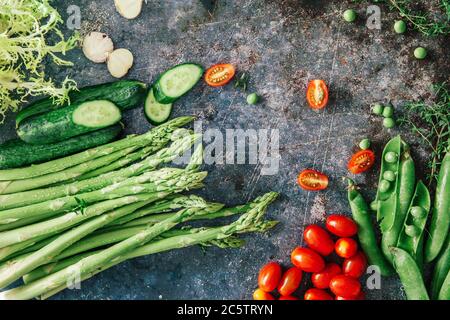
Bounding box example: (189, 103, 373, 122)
(329, 275, 361, 298)
(297, 169, 329, 191)
(343, 251, 367, 278)
(326, 214, 358, 237)
(311, 263, 342, 289)
(335, 238, 358, 258)
(205, 63, 236, 87)
(277, 267, 303, 296)
(279, 295, 299, 300)
(336, 292, 365, 300)
(303, 225, 335, 256)
(304, 288, 334, 300)
(291, 247, 325, 273)
(348, 149, 376, 174)
(253, 288, 275, 300)
(258, 261, 282, 292)
(306, 80, 329, 109)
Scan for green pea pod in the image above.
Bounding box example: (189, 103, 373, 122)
(431, 233, 450, 299)
(347, 179, 394, 276)
(425, 151, 450, 263)
(375, 136, 402, 226)
(391, 247, 429, 300)
(438, 269, 450, 300)
(381, 147, 416, 262)
(396, 180, 431, 269)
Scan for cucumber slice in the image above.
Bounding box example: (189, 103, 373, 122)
(153, 63, 204, 104)
(144, 88, 173, 125)
(72, 100, 122, 128)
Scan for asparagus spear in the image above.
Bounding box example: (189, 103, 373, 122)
(0, 132, 200, 210)
(3, 192, 278, 300)
(0, 116, 193, 181)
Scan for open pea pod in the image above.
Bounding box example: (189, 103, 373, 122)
(396, 180, 431, 269)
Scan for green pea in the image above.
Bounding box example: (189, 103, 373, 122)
(385, 151, 398, 163)
(372, 103, 384, 115)
(379, 180, 390, 193)
(382, 106, 394, 118)
(246, 93, 259, 105)
(370, 200, 379, 212)
(359, 138, 371, 150)
(383, 170, 396, 182)
(405, 225, 421, 238)
(414, 47, 427, 60)
(383, 117, 396, 128)
(411, 206, 426, 219)
(343, 9, 357, 22)
(394, 20, 406, 34)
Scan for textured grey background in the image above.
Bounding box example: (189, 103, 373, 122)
(0, 0, 449, 300)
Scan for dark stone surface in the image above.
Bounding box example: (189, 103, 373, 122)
(0, 0, 448, 300)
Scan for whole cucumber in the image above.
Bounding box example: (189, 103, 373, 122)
(0, 125, 122, 169)
(16, 80, 147, 127)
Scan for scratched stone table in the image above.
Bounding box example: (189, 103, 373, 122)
(1, 0, 449, 300)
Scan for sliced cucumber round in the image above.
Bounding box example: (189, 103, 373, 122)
(153, 63, 204, 104)
(72, 100, 122, 128)
(144, 88, 173, 125)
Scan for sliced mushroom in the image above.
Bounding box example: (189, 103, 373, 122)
(82, 32, 114, 63)
(107, 48, 134, 78)
(114, 0, 144, 20)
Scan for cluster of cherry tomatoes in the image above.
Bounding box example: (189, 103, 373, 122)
(253, 214, 367, 300)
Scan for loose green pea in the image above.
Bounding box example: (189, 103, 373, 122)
(414, 47, 427, 60)
(246, 93, 259, 105)
(383, 170, 396, 182)
(359, 138, 371, 150)
(372, 103, 384, 115)
(394, 20, 406, 34)
(383, 117, 396, 129)
(382, 106, 394, 118)
(405, 225, 421, 237)
(385, 151, 398, 163)
(370, 200, 379, 212)
(411, 206, 426, 219)
(379, 180, 391, 193)
(343, 9, 357, 22)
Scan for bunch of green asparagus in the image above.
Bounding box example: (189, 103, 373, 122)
(0, 117, 279, 300)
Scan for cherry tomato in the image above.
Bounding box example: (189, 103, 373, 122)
(253, 288, 275, 300)
(343, 251, 367, 278)
(297, 169, 329, 191)
(277, 267, 302, 296)
(258, 261, 282, 292)
(335, 238, 358, 258)
(279, 295, 299, 300)
(303, 225, 335, 256)
(326, 214, 358, 237)
(336, 292, 365, 300)
(291, 247, 325, 273)
(311, 263, 342, 289)
(306, 80, 329, 109)
(348, 149, 375, 174)
(329, 275, 361, 298)
(205, 63, 236, 87)
(304, 288, 334, 300)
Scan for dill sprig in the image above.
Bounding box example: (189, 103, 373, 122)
(398, 83, 450, 185)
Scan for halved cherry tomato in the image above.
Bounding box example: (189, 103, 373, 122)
(343, 251, 367, 278)
(311, 263, 342, 289)
(297, 169, 329, 191)
(306, 80, 329, 109)
(335, 238, 358, 258)
(329, 275, 361, 298)
(348, 149, 375, 174)
(277, 267, 303, 296)
(336, 292, 365, 300)
(291, 247, 325, 273)
(279, 295, 299, 300)
(253, 288, 275, 300)
(326, 214, 358, 237)
(258, 261, 282, 292)
(303, 225, 335, 256)
(205, 63, 236, 87)
(304, 288, 334, 300)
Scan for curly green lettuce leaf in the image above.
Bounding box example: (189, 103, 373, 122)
(0, 0, 80, 123)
